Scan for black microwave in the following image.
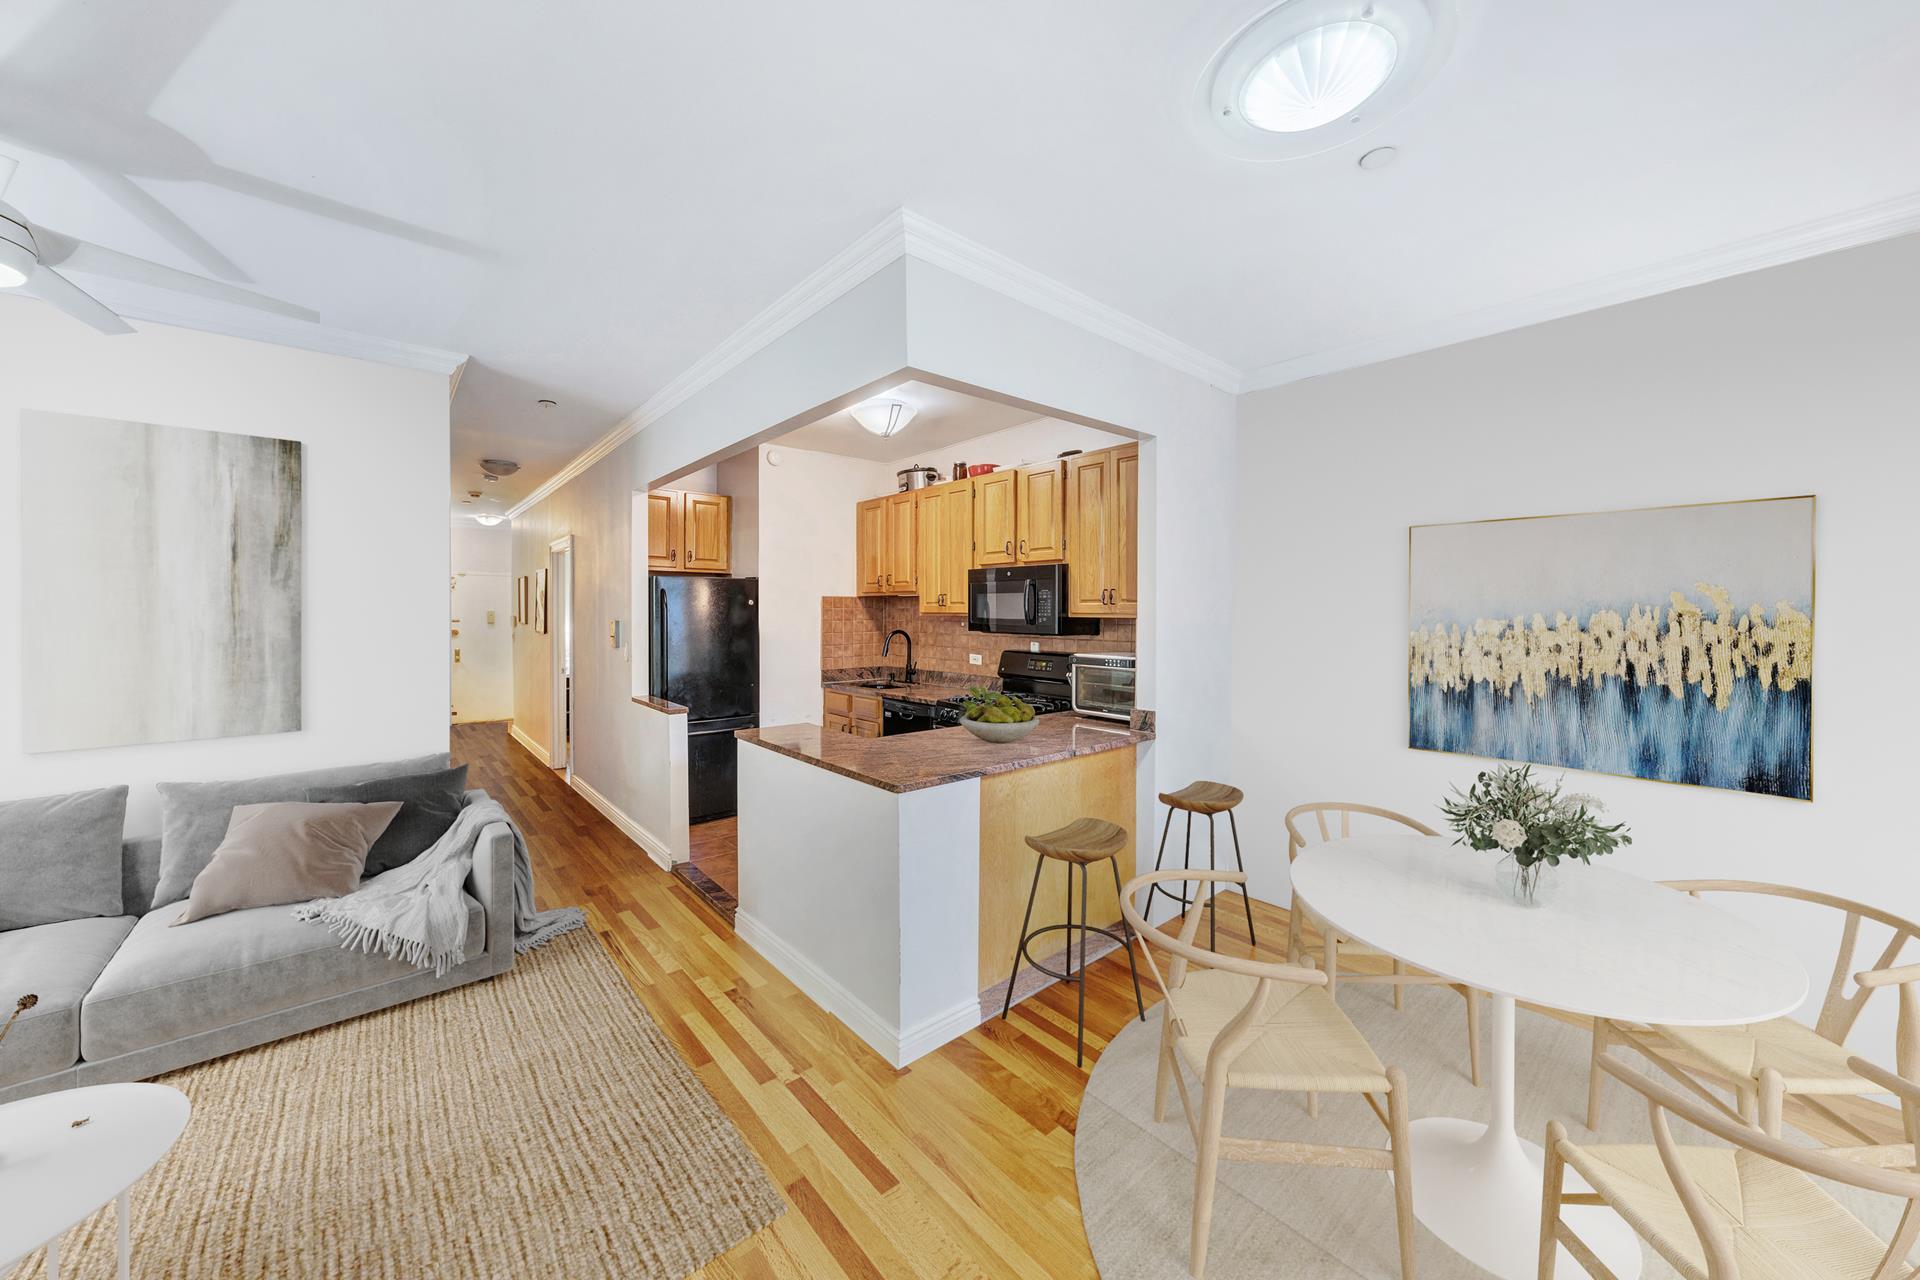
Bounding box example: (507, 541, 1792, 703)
(967, 565, 1101, 635)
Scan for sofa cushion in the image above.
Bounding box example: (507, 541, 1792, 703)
(305, 764, 469, 877)
(0, 915, 138, 1086)
(82, 893, 484, 1061)
(174, 801, 402, 925)
(0, 786, 128, 930)
(152, 753, 449, 909)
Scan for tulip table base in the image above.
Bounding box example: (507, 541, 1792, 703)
(1406, 995, 1641, 1280)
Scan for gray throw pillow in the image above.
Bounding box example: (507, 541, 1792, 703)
(173, 801, 402, 925)
(0, 786, 128, 930)
(152, 752, 449, 909)
(305, 764, 468, 877)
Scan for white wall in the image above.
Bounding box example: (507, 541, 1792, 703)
(452, 523, 512, 574)
(1232, 234, 1920, 1054)
(754, 444, 894, 724)
(0, 298, 452, 835)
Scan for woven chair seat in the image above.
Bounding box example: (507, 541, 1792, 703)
(1172, 968, 1389, 1094)
(1652, 1016, 1873, 1095)
(1560, 1140, 1894, 1280)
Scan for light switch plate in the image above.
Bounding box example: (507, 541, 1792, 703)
(1029, 641, 1040, 652)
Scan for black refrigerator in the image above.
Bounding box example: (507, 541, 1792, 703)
(649, 575, 758, 823)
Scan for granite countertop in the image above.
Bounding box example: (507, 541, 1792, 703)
(820, 667, 990, 707)
(631, 694, 689, 715)
(737, 714, 1152, 793)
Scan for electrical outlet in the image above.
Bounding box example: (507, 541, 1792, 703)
(1029, 641, 1040, 652)
(968, 653, 982, 666)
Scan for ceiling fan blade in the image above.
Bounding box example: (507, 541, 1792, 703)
(0, 155, 17, 197)
(26, 263, 135, 335)
(34, 227, 319, 323)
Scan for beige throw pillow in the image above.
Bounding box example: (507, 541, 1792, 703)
(174, 801, 402, 925)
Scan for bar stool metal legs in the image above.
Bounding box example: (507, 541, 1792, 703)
(999, 818, 1146, 1068)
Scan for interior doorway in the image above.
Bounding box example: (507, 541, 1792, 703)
(549, 535, 575, 775)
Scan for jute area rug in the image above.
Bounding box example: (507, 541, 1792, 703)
(6, 930, 784, 1279)
(1076, 982, 1900, 1279)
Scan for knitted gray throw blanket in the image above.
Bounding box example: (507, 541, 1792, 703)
(294, 795, 585, 976)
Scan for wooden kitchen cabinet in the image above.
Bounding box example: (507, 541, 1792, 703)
(883, 491, 917, 595)
(646, 489, 732, 574)
(856, 497, 886, 594)
(822, 688, 882, 737)
(1064, 443, 1138, 617)
(682, 491, 732, 572)
(972, 470, 1018, 567)
(916, 477, 973, 615)
(1013, 462, 1065, 563)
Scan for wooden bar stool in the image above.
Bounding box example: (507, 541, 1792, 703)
(999, 817, 1147, 1066)
(1143, 781, 1256, 952)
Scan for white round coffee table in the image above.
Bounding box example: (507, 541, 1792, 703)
(1291, 835, 1807, 1280)
(0, 1083, 191, 1279)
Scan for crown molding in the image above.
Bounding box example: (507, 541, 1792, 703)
(505, 211, 911, 519)
(506, 209, 1246, 519)
(900, 211, 1244, 393)
(1243, 188, 1920, 391)
(116, 302, 468, 376)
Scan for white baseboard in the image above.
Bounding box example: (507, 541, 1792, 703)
(568, 773, 676, 871)
(507, 722, 552, 767)
(734, 910, 980, 1068)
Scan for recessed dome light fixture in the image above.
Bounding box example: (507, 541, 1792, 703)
(1193, 0, 1454, 161)
(850, 400, 916, 439)
(1241, 21, 1397, 133)
(473, 514, 505, 527)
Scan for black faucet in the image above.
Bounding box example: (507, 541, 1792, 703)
(882, 629, 915, 683)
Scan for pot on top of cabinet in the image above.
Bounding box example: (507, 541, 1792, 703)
(896, 465, 940, 492)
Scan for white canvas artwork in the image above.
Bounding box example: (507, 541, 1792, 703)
(20, 411, 303, 752)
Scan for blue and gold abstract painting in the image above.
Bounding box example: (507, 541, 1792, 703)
(1408, 497, 1814, 799)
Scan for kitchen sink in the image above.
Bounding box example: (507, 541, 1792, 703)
(855, 679, 912, 690)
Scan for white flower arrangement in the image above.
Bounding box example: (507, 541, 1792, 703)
(1440, 765, 1631, 869)
(1489, 818, 1527, 852)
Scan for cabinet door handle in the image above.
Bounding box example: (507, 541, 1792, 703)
(669, 548, 677, 563)
(1004, 539, 1012, 555)
(1018, 539, 1025, 555)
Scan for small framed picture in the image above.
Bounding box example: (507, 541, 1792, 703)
(516, 575, 528, 625)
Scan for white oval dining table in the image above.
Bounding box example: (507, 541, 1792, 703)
(0, 1083, 191, 1279)
(1290, 835, 1808, 1280)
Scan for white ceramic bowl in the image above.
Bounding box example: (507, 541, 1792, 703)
(960, 716, 1038, 744)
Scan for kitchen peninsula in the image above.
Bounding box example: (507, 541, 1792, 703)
(733, 713, 1153, 1066)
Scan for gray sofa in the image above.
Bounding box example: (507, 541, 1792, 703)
(0, 789, 515, 1105)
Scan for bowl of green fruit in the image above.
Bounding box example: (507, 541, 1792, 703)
(958, 688, 1038, 743)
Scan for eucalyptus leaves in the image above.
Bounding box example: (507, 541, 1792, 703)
(1440, 765, 1631, 870)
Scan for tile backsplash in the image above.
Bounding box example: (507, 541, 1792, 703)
(822, 596, 1135, 678)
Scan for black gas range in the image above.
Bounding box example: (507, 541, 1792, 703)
(882, 651, 1076, 733)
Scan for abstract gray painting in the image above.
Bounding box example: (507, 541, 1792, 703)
(20, 411, 302, 752)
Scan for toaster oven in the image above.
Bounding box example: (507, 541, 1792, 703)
(1069, 653, 1135, 722)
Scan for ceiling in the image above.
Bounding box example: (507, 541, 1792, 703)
(4, 0, 1919, 517)
(773, 381, 1041, 464)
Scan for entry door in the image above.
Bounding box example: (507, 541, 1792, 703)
(451, 571, 512, 723)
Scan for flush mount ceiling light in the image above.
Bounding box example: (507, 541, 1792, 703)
(473, 514, 505, 527)
(1193, 0, 1454, 161)
(850, 400, 916, 439)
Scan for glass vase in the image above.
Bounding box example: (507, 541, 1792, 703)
(1496, 854, 1555, 907)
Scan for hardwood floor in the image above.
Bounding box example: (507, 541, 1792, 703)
(452, 720, 1257, 1279)
(449, 722, 1904, 1276)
